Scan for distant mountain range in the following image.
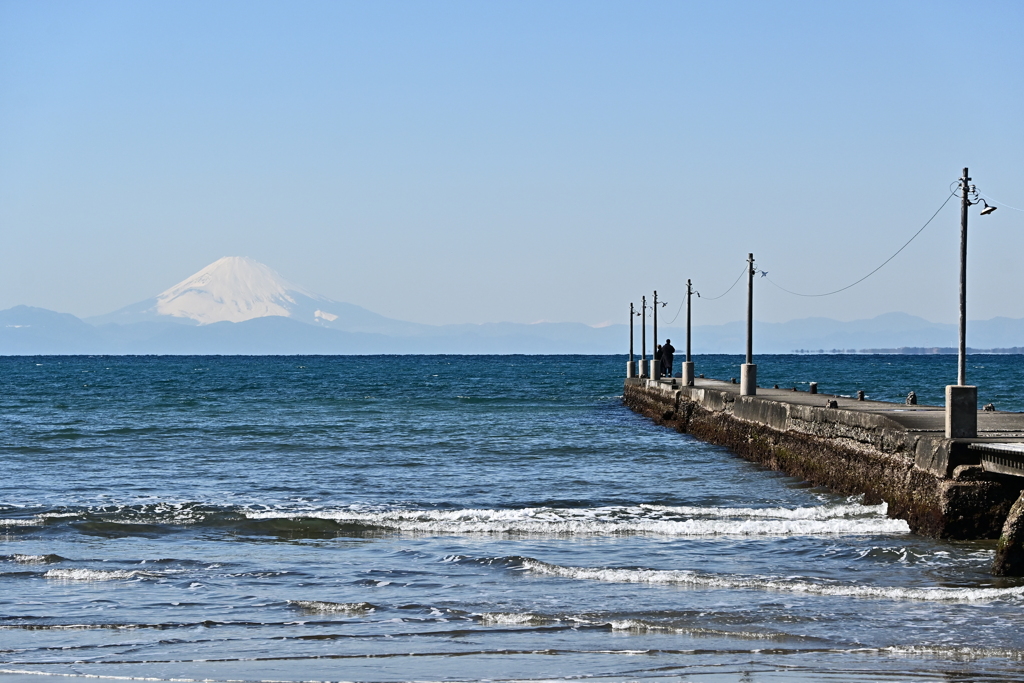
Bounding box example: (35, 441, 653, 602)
(3, 257, 1024, 355)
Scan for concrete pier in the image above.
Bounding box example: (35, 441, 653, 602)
(625, 377, 1024, 549)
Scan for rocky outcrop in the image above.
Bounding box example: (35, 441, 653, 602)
(993, 490, 1024, 575)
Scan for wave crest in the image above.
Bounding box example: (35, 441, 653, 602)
(518, 558, 1024, 603)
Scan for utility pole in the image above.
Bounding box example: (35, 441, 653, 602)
(641, 295, 647, 378)
(946, 168, 978, 437)
(740, 253, 757, 396)
(629, 303, 635, 362)
(652, 290, 660, 380)
(958, 167, 970, 388)
(683, 279, 695, 386)
(627, 303, 637, 378)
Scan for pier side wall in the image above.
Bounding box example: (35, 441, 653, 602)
(623, 379, 1021, 539)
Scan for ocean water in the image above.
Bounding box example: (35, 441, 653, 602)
(3, 354, 1024, 683)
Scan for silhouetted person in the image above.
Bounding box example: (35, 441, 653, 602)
(661, 339, 675, 378)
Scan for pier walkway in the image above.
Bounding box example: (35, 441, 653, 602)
(674, 376, 1024, 441)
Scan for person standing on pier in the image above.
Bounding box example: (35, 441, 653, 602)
(661, 339, 675, 378)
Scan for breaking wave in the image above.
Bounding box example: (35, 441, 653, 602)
(2, 500, 908, 538)
(43, 568, 164, 581)
(2, 554, 65, 564)
(288, 600, 377, 614)
(517, 558, 1024, 603)
(243, 501, 908, 537)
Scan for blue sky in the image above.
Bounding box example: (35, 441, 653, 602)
(1, 1, 1022, 326)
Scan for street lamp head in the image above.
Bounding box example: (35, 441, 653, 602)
(979, 200, 997, 216)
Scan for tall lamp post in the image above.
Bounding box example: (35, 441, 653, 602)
(627, 303, 638, 378)
(946, 168, 997, 438)
(740, 253, 757, 396)
(651, 290, 661, 380)
(682, 279, 695, 386)
(640, 295, 647, 378)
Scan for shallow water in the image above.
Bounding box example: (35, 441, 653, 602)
(2, 354, 1024, 683)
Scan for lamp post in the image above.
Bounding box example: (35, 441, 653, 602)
(651, 290, 661, 380)
(640, 295, 647, 378)
(682, 279, 695, 386)
(740, 253, 757, 396)
(627, 303, 638, 378)
(946, 168, 997, 438)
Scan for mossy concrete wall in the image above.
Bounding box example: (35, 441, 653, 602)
(624, 379, 1023, 540)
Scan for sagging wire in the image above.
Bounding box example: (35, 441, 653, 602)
(979, 192, 1024, 213)
(665, 298, 685, 325)
(762, 190, 956, 298)
(698, 265, 748, 301)
(662, 264, 746, 326)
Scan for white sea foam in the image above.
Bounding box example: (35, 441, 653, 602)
(43, 568, 157, 581)
(880, 645, 1024, 660)
(0, 518, 43, 527)
(244, 502, 908, 537)
(10, 554, 60, 564)
(605, 618, 784, 640)
(472, 611, 789, 640)
(520, 559, 1024, 603)
(637, 501, 890, 520)
(477, 612, 552, 626)
(289, 600, 376, 613)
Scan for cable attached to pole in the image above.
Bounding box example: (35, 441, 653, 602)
(979, 192, 1024, 213)
(698, 265, 748, 301)
(763, 191, 956, 298)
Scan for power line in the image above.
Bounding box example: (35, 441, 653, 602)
(664, 264, 746, 325)
(699, 265, 748, 301)
(665, 298, 685, 325)
(763, 191, 956, 298)
(979, 192, 1024, 213)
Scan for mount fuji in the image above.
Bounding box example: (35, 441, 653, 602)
(86, 256, 426, 336)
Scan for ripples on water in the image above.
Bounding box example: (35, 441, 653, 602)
(2, 354, 1024, 683)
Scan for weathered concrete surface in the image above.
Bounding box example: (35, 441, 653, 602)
(994, 490, 1024, 575)
(946, 384, 978, 438)
(624, 377, 1024, 541)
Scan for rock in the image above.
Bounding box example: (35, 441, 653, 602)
(993, 490, 1024, 576)
(951, 465, 988, 482)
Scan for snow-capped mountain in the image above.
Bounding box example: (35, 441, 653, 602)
(153, 256, 315, 324)
(87, 256, 424, 335)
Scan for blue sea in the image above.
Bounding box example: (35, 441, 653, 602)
(3, 354, 1024, 683)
